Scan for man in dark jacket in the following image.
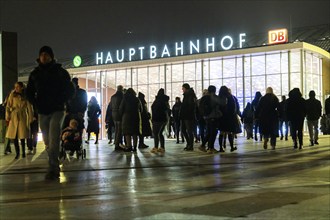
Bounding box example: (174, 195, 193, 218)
(64, 77, 87, 131)
(110, 85, 124, 150)
(180, 83, 197, 151)
(26, 46, 74, 180)
(278, 95, 289, 140)
(305, 90, 322, 146)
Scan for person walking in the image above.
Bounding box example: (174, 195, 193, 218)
(110, 85, 124, 150)
(105, 101, 114, 144)
(119, 88, 142, 152)
(6, 82, 34, 159)
(278, 95, 289, 141)
(150, 89, 170, 153)
(242, 102, 254, 140)
(26, 46, 74, 180)
(252, 91, 262, 141)
(27, 103, 38, 155)
(138, 92, 152, 149)
(180, 83, 197, 151)
(86, 96, 101, 144)
(172, 97, 184, 144)
(286, 88, 306, 149)
(305, 90, 322, 146)
(255, 87, 279, 150)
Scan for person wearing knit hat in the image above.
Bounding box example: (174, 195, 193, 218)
(38, 46, 55, 64)
(26, 46, 75, 180)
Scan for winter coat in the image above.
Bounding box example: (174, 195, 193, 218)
(305, 98, 322, 121)
(278, 100, 288, 121)
(218, 95, 240, 133)
(325, 97, 330, 115)
(67, 86, 87, 114)
(242, 104, 254, 124)
(286, 90, 306, 122)
(105, 102, 114, 127)
(26, 61, 74, 115)
(256, 93, 279, 136)
(110, 91, 124, 121)
(172, 102, 181, 122)
(179, 89, 197, 120)
(139, 97, 152, 136)
(86, 102, 101, 133)
(5, 91, 33, 139)
(119, 94, 142, 135)
(151, 94, 170, 123)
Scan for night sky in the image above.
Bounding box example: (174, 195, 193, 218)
(0, 0, 329, 65)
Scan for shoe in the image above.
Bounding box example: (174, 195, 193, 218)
(123, 147, 132, 152)
(114, 146, 123, 151)
(280, 136, 283, 140)
(285, 136, 288, 141)
(157, 147, 165, 153)
(198, 145, 207, 152)
(263, 144, 267, 149)
(94, 141, 98, 145)
(69, 151, 74, 157)
(271, 145, 276, 150)
(132, 147, 137, 152)
(45, 171, 60, 180)
(138, 144, 149, 149)
(176, 141, 179, 144)
(4, 151, 11, 155)
(22, 153, 26, 158)
(314, 140, 319, 145)
(150, 147, 158, 153)
(299, 145, 303, 150)
(309, 140, 314, 146)
(219, 148, 225, 152)
(207, 148, 218, 154)
(230, 147, 237, 152)
(254, 137, 258, 141)
(85, 141, 89, 144)
(15, 154, 19, 159)
(108, 140, 112, 144)
(183, 147, 194, 151)
(293, 145, 298, 149)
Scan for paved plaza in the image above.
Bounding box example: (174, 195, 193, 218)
(0, 134, 329, 219)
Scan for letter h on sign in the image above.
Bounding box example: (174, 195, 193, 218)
(268, 29, 288, 45)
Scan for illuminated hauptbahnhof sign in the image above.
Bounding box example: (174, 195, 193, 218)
(96, 33, 246, 65)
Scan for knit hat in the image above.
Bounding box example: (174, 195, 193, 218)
(39, 46, 54, 60)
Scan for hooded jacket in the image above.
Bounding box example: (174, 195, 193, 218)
(26, 61, 74, 114)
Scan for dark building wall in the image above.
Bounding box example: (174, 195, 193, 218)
(1, 32, 18, 102)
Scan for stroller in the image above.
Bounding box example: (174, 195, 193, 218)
(60, 114, 86, 160)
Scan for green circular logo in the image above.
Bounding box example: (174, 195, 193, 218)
(73, 55, 82, 67)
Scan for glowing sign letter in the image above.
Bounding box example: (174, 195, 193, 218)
(138, 47, 145, 60)
(206, 38, 215, 52)
(105, 52, 113, 64)
(239, 33, 246, 48)
(221, 36, 233, 50)
(268, 29, 288, 44)
(175, 42, 183, 56)
(161, 44, 170, 57)
(129, 48, 136, 61)
(96, 52, 103, 65)
(150, 45, 157, 59)
(116, 49, 124, 62)
(190, 40, 200, 54)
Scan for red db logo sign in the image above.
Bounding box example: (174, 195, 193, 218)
(268, 29, 288, 45)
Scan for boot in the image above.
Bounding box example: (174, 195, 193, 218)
(229, 134, 237, 152)
(263, 138, 269, 149)
(15, 144, 20, 159)
(22, 145, 26, 158)
(219, 134, 225, 152)
(94, 134, 98, 144)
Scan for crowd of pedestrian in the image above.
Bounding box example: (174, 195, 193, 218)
(1, 45, 329, 181)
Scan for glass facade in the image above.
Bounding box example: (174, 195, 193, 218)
(71, 49, 323, 139)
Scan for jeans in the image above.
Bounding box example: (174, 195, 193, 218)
(181, 120, 195, 148)
(307, 120, 319, 142)
(39, 111, 65, 172)
(153, 121, 167, 148)
(114, 121, 122, 147)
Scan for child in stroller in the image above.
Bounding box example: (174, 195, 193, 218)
(61, 118, 85, 158)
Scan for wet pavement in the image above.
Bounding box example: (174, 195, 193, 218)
(0, 134, 329, 220)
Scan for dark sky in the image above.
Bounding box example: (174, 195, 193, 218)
(0, 0, 329, 65)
